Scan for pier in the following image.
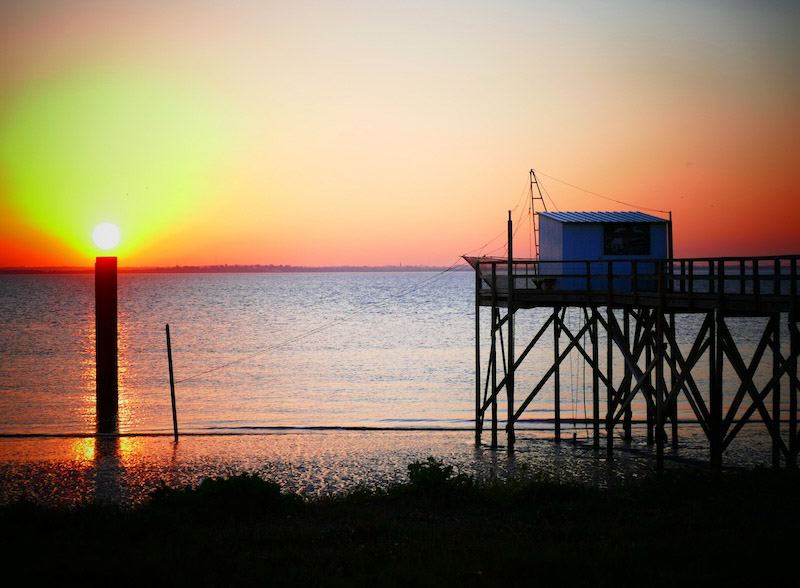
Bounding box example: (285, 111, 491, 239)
(466, 249, 800, 468)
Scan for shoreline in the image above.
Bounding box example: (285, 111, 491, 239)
(0, 429, 779, 508)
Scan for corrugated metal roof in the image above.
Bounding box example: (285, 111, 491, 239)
(538, 211, 668, 224)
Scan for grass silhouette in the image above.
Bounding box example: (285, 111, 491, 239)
(1, 459, 798, 585)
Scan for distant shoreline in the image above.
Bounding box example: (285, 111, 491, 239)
(0, 264, 467, 275)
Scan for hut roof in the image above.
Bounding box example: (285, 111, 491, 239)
(538, 211, 667, 224)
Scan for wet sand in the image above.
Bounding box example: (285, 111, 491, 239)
(0, 426, 779, 507)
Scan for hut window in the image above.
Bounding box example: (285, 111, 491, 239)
(603, 223, 650, 255)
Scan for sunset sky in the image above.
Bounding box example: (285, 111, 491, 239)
(1, 0, 798, 267)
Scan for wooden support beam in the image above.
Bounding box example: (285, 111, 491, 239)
(480, 310, 558, 415)
(605, 310, 660, 424)
(791, 257, 798, 467)
(656, 261, 665, 468)
(512, 319, 595, 423)
(710, 309, 723, 469)
(623, 309, 632, 441)
(494, 312, 557, 393)
(475, 264, 482, 444)
(491, 264, 499, 448)
(660, 315, 713, 438)
(507, 212, 515, 450)
(719, 319, 790, 458)
(669, 313, 679, 449)
(722, 357, 794, 453)
(790, 316, 799, 468)
(554, 306, 562, 442)
(491, 307, 498, 448)
(720, 317, 774, 438)
(592, 308, 600, 451)
(560, 315, 612, 389)
(773, 313, 781, 467)
(606, 305, 614, 461)
(481, 310, 538, 412)
(646, 327, 655, 445)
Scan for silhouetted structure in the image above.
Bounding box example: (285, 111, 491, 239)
(95, 256, 117, 433)
(467, 214, 799, 469)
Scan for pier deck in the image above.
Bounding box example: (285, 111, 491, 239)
(467, 256, 799, 314)
(466, 254, 800, 469)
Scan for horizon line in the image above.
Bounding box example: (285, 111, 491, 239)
(0, 263, 469, 275)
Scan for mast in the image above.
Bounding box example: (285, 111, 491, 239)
(529, 169, 548, 262)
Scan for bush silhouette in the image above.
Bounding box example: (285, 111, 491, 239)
(406, 457, 472, 493)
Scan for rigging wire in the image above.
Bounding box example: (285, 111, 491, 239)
(175, 167, 651, 387)
(534, 170, 670, 215)
(174, 259, 467, 385)
(539, 181, 560, 213)
(510, 178, 530, 214)
(528, 202, 533, 259)
(461, 228, 506, 257)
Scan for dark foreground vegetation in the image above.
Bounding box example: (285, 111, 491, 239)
(2, 458, 798, 586)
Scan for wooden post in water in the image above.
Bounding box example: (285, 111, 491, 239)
(670, 312, 679, 449)
(709, 262, 725, 470)
(95, 256, 118, 433)
(554, 307, 561, 443)
(646, 323, 654, 445)
(623, 309, 632, 442)
(772, 314, 781, 467)
(791, 257, 798, 468)
(166, 324, 179, 443)
(606, 261, 614, 460)
(491, 264, 499, 448)
(656, 260, 665, 469)
(606, 308, 614, 461)
(507, 211, 515, 451)
(592, 307, 600, 451)
(475, 265, 482, 445)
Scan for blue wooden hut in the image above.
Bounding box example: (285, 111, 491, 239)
(538, 211, 670, 291)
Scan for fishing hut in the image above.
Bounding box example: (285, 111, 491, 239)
(466, 178, 799, 469)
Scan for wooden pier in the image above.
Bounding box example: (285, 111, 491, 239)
(466, 251, 800, 468)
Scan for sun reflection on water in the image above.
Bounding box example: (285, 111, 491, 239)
(79, 304, 137, 433)
(117, 319, 134, 433)
(70, 437, 96, 464)
(79, 319, 96, 430)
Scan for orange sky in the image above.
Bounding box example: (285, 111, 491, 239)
(1, 0, 798, 267)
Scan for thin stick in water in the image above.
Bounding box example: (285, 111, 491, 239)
(166, 324, 179, 443)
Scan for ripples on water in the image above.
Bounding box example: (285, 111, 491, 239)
(0, 426, 779, 507)
(0, 272, 789, 504)
(1, 272, 481, 434)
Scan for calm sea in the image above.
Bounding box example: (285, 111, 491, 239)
(0, 271, 788, 504)
(1, 271, 481, 434)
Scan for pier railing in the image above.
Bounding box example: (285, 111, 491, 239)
(469, 255, 800, 312)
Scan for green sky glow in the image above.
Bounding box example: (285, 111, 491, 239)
(0, 69, 235, 258)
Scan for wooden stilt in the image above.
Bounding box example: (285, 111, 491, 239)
(475, 266, 482, 445)
(623, 309, 632, 441)
(670, 312, 679, 449)
(791, 258, 798, 468)
(95, 256, 118, 434)
(656, 261, 665, 468)
(710, 309, 723, 469)
(464, 250, 800, 470)
(606, 304, 614, 461)
(592, 307, 600, 451)
(646, 326, 655, 445)
(507, 212, 515, 451)
(554, 306, 561, 442)
(772, 314, 781, 467)
(491, 269, 498, 448)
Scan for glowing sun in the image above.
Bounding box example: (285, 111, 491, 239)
(92, 222, 121, 250)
